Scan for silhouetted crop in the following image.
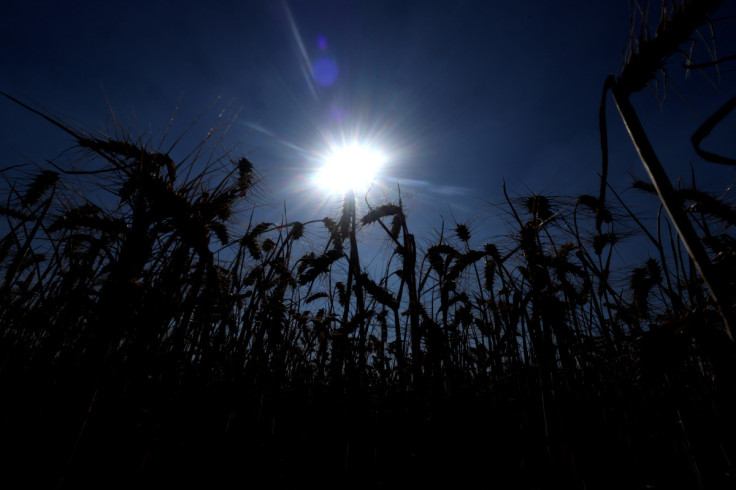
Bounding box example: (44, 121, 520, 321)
(1, 2, 736, 488)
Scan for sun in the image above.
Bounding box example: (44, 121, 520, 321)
(313, 143, 386, 194)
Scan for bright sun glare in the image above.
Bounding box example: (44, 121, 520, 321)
(314, 144, 386, 194)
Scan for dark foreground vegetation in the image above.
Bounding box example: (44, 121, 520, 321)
(2, 1, 736, 488)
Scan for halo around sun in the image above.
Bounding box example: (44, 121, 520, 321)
(313, 143, 386, 194)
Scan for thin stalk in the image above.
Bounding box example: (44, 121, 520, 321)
(611, 84, 734, 340)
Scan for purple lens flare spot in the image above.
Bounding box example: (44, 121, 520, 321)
(328, 105, 346, 123)
(312, 57, 338, 86)
(316, 34, 328, 51)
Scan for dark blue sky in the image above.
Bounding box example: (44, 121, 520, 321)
(2, 0, 735, 258)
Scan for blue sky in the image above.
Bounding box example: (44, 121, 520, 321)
(1, 0, 735, 261)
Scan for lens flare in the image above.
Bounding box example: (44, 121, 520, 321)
(316, 34, 328, 51)
(312, 57, 338, 86)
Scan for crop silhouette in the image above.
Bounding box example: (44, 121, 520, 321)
(1, 1, 736, 488)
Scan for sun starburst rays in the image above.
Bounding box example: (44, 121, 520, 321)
(313, 143, 386, 194)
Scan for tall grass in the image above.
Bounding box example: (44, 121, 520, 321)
(1, 2, 736, 488)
